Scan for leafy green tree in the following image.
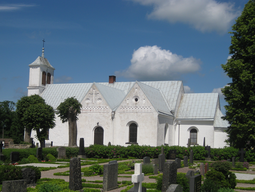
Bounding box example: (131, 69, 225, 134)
(16, 95, 45, 142)
(0, 101, 15, 138)
(57, 97, 82, 147)
(22, 103, 55, 147)
(9, 113, 24, 144)
(221, 0, 255, 149)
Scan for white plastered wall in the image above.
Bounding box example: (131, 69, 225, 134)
(214, 127, 228, 148)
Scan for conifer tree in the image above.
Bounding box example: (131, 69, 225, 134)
(221, 0, 255, 149)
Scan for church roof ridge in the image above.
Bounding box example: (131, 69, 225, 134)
(29, 56, 55, 69)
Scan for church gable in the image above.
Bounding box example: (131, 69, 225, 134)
(81, 84, 111, 113)
(116, 82, 158, 114)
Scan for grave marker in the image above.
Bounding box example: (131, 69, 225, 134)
(10, 152, 20, 163)
(205, 163, 209, 174)
(2, 180, 27, 192)
(57, 147, 66, 159)
(131, 163, 145, 192)
(161, 146, 165, 155)
(187, 138, 191, 148)
(175, 158, 181, 169)
(183, 156, 188, 167)
(159, 154, 165, 172)
(169, 150, 177, 159)
(143, 156, 150, 164)
(103, 161, 118, 191)
(162, 161, 177, 192)
(153, 164, 158, 175)
(186, 170, 194, 189)
(37, 148, 42, 161)
(200, 163, 205, 176)
(190, 175, 201, 192)
(238, 148, 246, 162)
(166, 184, 183, 192)
(78, 138, 86, 159)
(69, 157, 82, 191)
(205, 146, 211, 160)
(232, 157, 235, 167)
(21, 167, 37, 185)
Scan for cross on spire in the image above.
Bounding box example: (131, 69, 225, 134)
(42, 39, 45, 48)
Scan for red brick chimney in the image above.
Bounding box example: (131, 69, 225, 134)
(109, 75, 116, 84)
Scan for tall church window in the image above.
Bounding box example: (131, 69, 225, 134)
(42, 71, 46, 85)
(129, 123, 137, 143)
(190, 129, 197, 145)
(94, 127, 104, 145)
(47, 73, 51, 84)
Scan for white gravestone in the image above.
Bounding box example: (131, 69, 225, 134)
(132, 163, 144, 192)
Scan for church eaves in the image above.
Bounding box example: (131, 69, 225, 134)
(29, 56, 55, 69)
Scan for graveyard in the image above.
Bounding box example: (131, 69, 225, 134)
(0, 143, 255, 192)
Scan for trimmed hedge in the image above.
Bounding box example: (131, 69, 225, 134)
(1, 145, 255, 162)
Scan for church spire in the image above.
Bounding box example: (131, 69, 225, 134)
(42, 39, 45, 58)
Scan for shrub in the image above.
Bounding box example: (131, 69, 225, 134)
(227, 172, 236, 189)
(89, 164, 103, 175)
(38, 183, 62, 192)
(46, 154, 56, 162)
(0, 165, 23, 184)
(210, 161, 231, 175)
(243, 162, 249, 169)
(176, 173, 189, 192)
(205, 170, 230, 188)
(28, 155, 39, 163)
(235, 162, 243, 168)
(19, 158, 30, 164)
(84, 168, 94, 176)
(142, 164, 153, 174)
(201, 179, 220, 192)
(156, 174, 163, 190)
(217, 188, 235, 192)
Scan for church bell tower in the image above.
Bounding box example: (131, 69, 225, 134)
(27, 41, 55, 96)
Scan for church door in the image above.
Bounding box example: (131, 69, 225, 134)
(94, 127, 104, 145)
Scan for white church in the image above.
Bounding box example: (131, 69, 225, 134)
(28, 48, 229, 148)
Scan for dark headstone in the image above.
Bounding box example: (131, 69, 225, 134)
(51, 141, 53, 147)
(69, 157, 82, 191)
(227, 159, 231, 162)
(103, 161, 118, 191)
(21, 167, 37, 185)
(190, 175, 201, 192)
(57, 147, 66, 159)
(186, 170, 194, 189)
(143, 156, 150, 164)
(2, 180, 27, 192)
(187, 138, 191, 148)
(232, 157, 235, 167)
(159, 154, 165, 172)
(162, 161, 177, 192)
(166, 184, 183, 192)
(153, 164, 158, 175)
(200, 163, 205, 176)
(127, 186, 147, 192)
(78, 138, 86, 159)
(10, 152, 20, 163)
(169, 150, 177, 159)
(175, 158, 181, 169)
(203, 137, 205, 147)
(189, 150, 193, 164)
(161, 146, 165, 155)
(0, 141, 2, 153)
(36, 148, 42, 161)
(238, 148, 246, 162)
(205, 163, 209, 174)
(205, 146, 211, 160)
(109, 160, 117, 164)
(183, 156, 188, 167)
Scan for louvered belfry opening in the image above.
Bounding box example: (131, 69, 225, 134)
(47, 73, 51, 84)
(42, 71, 46, 85)
(94, 127, 104, 145)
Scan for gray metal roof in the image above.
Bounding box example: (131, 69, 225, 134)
(176, 93, 218, 119)
(214, 107, 229, 127)
(29, 56, 55, 69)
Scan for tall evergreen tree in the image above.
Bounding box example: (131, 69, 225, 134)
(0, 101, 15, 138)
(221, 0, 255, 149)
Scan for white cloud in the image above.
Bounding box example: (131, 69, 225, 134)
(184, 86, 193, 93)
(0, 4, 35, 11)
(55, 76, 72, 83)
(131, 0, 240, 33)
(212, 87, 225, 98)
(116, 45, 201, 80)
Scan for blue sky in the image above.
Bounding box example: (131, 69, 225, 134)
(0, 0, 249, 113)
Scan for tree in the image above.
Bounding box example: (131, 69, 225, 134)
(0, 101, 15, 138)
(22, 103, 55, 147)
(221, 0, 255, 149)
(57, 97, 82, 147)
(16, 95, 45, 142)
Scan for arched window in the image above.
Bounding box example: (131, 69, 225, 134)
(47, 73, 51, 84)
(94, 127, 104, 145)
(129, 123, 137, 143)
(42, 71, 46, 85)
(190, 129, 197, 145)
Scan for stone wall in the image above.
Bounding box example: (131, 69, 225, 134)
(9, 144, 31, 149)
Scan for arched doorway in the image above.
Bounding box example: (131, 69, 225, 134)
(94, 127, 104, 145)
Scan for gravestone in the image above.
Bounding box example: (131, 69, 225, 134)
(227, 159, 231, 162)
(108, 142, 111, 146)
(205, 163, 209, 174)
(153, 164, 158, 175)
(10, 152, 20, 163)
(57, 147, 66, 159)
(21, 167, 37, 185)
(200, 163, 205, 176)
(203, 137, 205, 147)
(169, 150, 177, 159)
(162, 161, 177, 192)
(232, 157, 235, 167)
(2, 180, 27, 192)
(175, 158, 181, 168)
(69, 157, 82, 191)
(143, 156, 150, 164)
(152, 158, 159, 166)
(189, 150, 193, 164)
(51, 141, 53, 147)
(186, 170, 194, 189)
(205, 146, 211, 160)
(166, 184, 183, 192)
(103, 161, 118, 191)
(161, 146, 165, 155)
(130, 163, 145, 192)
(190, 175, 201, 192)
(78, 138, 86, 159)
(36, 148, 42, 161)
(183, 156, 188, 167)
(0, 141, 2, 152)
(187, 138, 191, 148)
(159, 154, 165, 172)
(238, 148, 246, 162)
